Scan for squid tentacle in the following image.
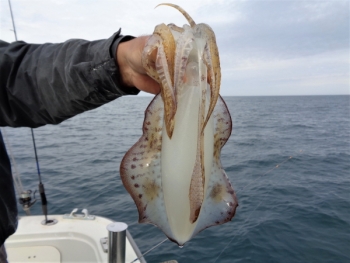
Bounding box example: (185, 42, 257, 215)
(196, 24, 221, 132)
(156, 42, 176, 139)
(156, 3, 196, 27)
(173, 25, 194, 97)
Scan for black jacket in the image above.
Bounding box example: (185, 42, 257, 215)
(0, 30, 138, 245)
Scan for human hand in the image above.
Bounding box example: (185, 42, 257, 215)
(116, 36, 160, 95)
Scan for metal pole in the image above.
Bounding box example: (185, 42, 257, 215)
(107, 222, 128, 263)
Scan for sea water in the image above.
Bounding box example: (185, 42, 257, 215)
(3, 95, 350, 263)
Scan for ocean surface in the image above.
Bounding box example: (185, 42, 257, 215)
(3, 95, 350, 263)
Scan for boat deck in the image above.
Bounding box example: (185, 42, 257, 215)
(5, 214, 144, 263)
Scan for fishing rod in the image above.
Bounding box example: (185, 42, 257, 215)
(8, 0, 51, 224)
(30, 130, 49, 224)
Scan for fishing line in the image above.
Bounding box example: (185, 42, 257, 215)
(237, 155, 294, 195)
(130, 238, 168, 263)
(212, 152, 300, 263)
(212, 197, 265, 263)
(1, 128, 24, 194)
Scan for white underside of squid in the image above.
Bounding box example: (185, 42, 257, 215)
(120, 21, 237, 246)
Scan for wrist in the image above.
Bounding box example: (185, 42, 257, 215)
(116, 41, 133, 87)
(111, 34, 136, 89)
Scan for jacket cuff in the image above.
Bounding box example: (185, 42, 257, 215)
(109, 31, 139, 95)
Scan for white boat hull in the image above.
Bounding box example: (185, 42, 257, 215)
(5, 215, 143, 263)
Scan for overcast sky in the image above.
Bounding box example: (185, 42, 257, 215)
(1, 0, 349, 96)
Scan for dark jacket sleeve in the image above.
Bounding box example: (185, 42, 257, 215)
(0, 29, 139, 128)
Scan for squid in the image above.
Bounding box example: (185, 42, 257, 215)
(120, 3, 238, 246)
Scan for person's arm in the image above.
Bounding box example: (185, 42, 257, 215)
(0, 30, 159, 128)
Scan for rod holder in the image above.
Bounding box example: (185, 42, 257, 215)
(107, 222, 128, 263)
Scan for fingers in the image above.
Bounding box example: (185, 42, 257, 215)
(116, 36, 160, 95)
(133, 74, 161, 95)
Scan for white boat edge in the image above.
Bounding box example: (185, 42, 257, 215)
(5, 212, 146, 263)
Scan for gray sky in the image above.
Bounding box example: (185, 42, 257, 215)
(1, 0, 349, 96)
